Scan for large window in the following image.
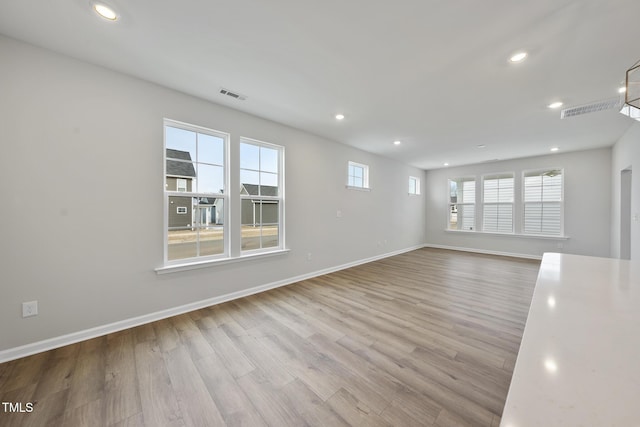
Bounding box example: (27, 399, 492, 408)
(482, 173, 514, 233)
(240, 138, 284, 252)
(448, 177, 475, 230)
(447, 169, 564, 236)
(347, 161, 369, 189)
(164, 120, 228, 263)
(163, 120, 285, 269)
(523, 169, 563, 235)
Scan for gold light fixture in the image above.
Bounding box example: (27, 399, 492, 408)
(626, 60, 640, 108)
(622, 60, 640, 121)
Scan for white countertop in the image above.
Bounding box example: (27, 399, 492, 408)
(501, 253, 640, 427)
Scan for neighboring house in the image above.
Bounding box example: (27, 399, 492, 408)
(197, 196, 224, 226)
(166, 149, 196, 228)
(240, 183, 278, 226)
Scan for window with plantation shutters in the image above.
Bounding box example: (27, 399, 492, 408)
(483, 173, 514, 233)
(448, 178, 476, 231)
(523, 170, 563, 235)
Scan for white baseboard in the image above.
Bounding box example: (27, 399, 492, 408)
(0, 245, 424, 363)
(422, 243, 542, 260)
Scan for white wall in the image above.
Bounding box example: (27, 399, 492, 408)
(424, 148, 612, 258)
(611, 122, 640, 259)
(0, 36, 426, 354)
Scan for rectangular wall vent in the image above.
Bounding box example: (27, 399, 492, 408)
(560, 97, 622, 118)
(219, 88, 246, 101)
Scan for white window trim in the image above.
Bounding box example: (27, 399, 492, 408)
(240, 137, 286, 256)
(448, 176, 476, 231)
(409, 176, 421, 195)
(444, 167, 567, 238)
(176, 178, 187, 192)
(481, 172, 514, 234)
(445, 229, 570, 239)
(163, 119, 230, 267)
(347, 161, 370, 190)
(176, 206, 187, 214)
(155, 248, 291, 274)
(162, 121, 289, 273)
(345, 185, 372, 192)
(522, 168, 564, 237)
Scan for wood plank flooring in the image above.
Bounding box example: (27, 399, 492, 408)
(0, 248, 539, 427)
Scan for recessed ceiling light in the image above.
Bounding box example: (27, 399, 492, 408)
(443, 162, 449, 166)
(618, 86, 627, 94)
(548, 102, 563, 109)
(335, 114, 345, 120)
(550, 147, 559, 152)
(393, 140, 401, 146)
(94, 3, 118, 20)
(544, 358, 558, 373)
(509, 52, 528, 63)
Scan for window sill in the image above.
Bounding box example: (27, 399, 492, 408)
(155, 248, 290, 275)
(345, 185, 371, 192)
(444, 229, 570, 240)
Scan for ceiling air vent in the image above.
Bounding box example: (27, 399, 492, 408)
(219, 88, 246, 101)
(560, 97, 622, 118)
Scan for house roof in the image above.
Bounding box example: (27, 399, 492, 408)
(197, 197, 216, 206)
(166, 149, 196, 178)
(241, 183, 278, 197)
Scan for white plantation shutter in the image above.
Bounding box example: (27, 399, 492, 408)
(460, 180, 475, 203)
(523, 171, 562, 235)
(449, 178, 476, 231)
(483, 174, 514, 233)
(483, 204, 513, 233)
(459, 204, 475, 230)
(459, 180, 475, 230)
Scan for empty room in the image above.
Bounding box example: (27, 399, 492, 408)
(1, 1, 639, 426)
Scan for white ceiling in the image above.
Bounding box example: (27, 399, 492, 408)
(1, 0, 639, 169)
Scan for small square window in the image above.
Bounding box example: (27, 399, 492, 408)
(409, 176, 420, 195)
(347, 161, 370, 189)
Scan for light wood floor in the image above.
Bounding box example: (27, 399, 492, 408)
(0, 248, 540, 427)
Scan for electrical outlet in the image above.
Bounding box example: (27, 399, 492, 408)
(557, 242, 564, 249)
(22, 301, 38, 318)
(336, 210, 342, 218)
(307, 252, 312, 261)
